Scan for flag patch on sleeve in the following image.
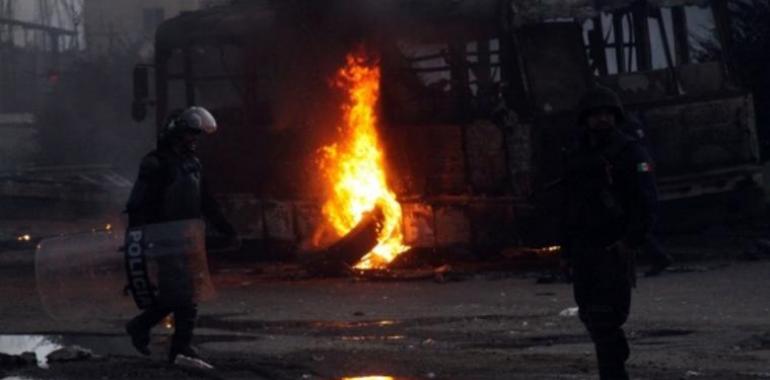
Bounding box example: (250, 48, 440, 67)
(637, 162, 652, 173)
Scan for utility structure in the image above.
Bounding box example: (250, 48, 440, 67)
(0, 0, 79, 112)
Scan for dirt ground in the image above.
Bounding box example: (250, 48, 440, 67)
(2, 232, 770, 380)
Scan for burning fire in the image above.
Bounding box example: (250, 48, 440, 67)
(319, 51, 409, 269)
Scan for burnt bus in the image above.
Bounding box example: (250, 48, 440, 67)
(132, 0, 762, 254)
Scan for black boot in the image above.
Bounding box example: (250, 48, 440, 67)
(592, 328, 630, 380)
(168, 342, 199, 363)
(644, 255, 672, 277)
(125, 319, 151, 356)
(169, 336, 214, 369)
(126, 307, 172, 356)
(168, 304, 200, 364)
(644, 237, 672, 277)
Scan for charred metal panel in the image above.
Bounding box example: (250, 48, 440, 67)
(262, 200, 295, 241)
(362, 0, 501, 42)
(531, 112, 577, 185)
(392, 124, 467, 195)
(294, 202, 324, 243)
(678, 63, 726, 96)
(644, 96, 759, 176)
(434, 206, 471, 246)
(599, 70, 673, 104)
(468, 201, 515, 249)
(154, 0, 715, 54)
(512, 0, 710, 24)
(402, 203, 436, 247)
(218, 194, 264, 240)
(465, 120, 508, 193)
(504, 118, 534, 198)
(516, 22, 589, 113)
(155, 2, 275, 50)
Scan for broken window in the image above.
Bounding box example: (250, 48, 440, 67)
(164, 42, 277, 126)
(189, 44, 247, 111)
(581, 3, 727, 98)
(583, 3, 723, 76)
(382, 38, 504, 124)
(683, 4, 722, 63)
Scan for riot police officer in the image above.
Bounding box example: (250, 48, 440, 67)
(124, 106, 238, 365)
(561, 86, 658, 380)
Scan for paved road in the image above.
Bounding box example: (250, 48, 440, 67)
(1, 247, 770, 379)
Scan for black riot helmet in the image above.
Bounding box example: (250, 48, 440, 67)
(577, 85, 625, 127)
(160, 106, 218, 142)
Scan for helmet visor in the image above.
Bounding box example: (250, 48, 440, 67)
(182, 106, 217, 134)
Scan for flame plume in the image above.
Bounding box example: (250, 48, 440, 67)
(319, 51, 409, 269)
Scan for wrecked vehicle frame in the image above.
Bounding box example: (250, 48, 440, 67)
(131, 0, 761, 259)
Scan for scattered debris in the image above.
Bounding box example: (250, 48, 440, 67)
(0, 351, 36, 369)
(735, 332, 770, 351)
(559, 307, 579, 317)
(433, 264, 452, 283)
(0, 165, 132, 203)
(665, 263, 729, 274)
(46, 346, 95, 362)
(351, 265, 457, 282)
(753, 239, 770, 254)
(299, 208, 383, 276)
(174, 354, 215, 370)
(739, 372, 770, 378)
(744, 238, 770, 260)
(536, 272, 569, 284)
(683, 370, 702, 378)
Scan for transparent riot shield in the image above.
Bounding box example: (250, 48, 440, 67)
(36, 219, 215, 321)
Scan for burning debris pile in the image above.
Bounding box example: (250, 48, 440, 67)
(301, 51, 410, 274)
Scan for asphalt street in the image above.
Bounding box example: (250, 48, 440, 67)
(1, 243, 770, 379)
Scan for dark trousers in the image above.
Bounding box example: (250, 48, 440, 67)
(573, 248, 634, 380)
(128, 303, 198, 351)
(644, 235, 670, 263)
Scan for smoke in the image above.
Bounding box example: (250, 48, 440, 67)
(36, 53, 154, 175)
(246, 1, 392, 199)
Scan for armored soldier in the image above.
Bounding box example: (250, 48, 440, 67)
(124, 106, 238, 366)
(561, 86, 658, 380)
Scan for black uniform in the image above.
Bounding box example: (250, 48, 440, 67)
(624, 113, 673, 275)
(125, 145, 234, 361)
(562, 125, 658, 378)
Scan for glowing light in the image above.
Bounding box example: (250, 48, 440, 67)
(105, 224, 112, 231)
(540, 246, 561, 254)
(319, 51, 409, 269)
(17, 234, 31, 242)
(341, 377, 395, 380)
(340, 335, 405, 341)
(163, 315, 174, 330)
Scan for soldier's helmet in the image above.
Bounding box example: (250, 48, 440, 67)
(577, 85, 625, 126)
(161, 106, 217, 141)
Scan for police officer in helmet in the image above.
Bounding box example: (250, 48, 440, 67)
(124, 106, 238, 365)
(561, 86, 658, 379)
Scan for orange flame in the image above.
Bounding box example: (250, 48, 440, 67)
(319, 51, 409, 269)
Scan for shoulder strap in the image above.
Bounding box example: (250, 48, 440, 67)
(601, 131, 634, 163)
(148, 149, 174, 187)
